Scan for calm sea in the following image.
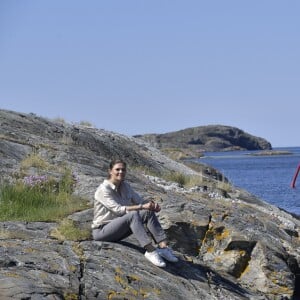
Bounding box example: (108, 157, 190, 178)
(196, 147, 300, 216)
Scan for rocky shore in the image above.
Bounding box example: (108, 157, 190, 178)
(0, 109, 299, 299)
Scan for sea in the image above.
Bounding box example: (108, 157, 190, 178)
(196, 147, 300, 216)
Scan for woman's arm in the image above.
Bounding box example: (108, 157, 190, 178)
(123, 182, 161, 212)
(125, 200, 161, 212)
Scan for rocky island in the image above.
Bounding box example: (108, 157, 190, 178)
(134, 125, 272, 160)
(0, 109, 299, 300)
(248, 150, 292, 156)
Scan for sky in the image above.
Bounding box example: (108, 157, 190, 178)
(0, 1, 299, 147)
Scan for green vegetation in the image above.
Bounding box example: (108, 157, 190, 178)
(53, 117, 94, 127)
(20, 152, 52, 171)
(161, 148, 200, 161)
(51, 219, 91, 241)
(0, 175, 89, 222)
(162, 148, 184, 160)
(164, 171, 190, 187)
(215, 180, 232, 193)
(78, 120, 94, 127)
(133, 162, 232, 194)
(162, 170, 232, 194)
(0, 153, 90, 222)
(163, 171, 209, 188)
(53, 117, 66, 124)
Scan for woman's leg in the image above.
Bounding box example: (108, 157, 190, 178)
(92, 216, 132, 242)
(139, 210, 167, 244)
(93, 211, 153, 248)
(138, 211, 178, 262)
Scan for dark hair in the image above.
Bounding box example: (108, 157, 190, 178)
(108, 159, 127, 178)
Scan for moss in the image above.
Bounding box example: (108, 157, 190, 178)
(0, 229, 29, 240)
(23, 247, 37, 253)
(112, 268, 158, 299)
(114, 267, 123, 274)
(72, 242, 85, 258)
(68, 264, 78, 273)
(63, 293, 78, 300)
(4, 272, 20, 278)
(207, 246, 214, 253)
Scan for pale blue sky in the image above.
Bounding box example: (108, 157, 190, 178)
(0, 1, 299, 147)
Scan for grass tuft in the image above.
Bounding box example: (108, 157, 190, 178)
(163, 171, 204, 188)
(0, 170, 90, 222)
(51, 219, 91, 241)
(20, 153, 52, 171)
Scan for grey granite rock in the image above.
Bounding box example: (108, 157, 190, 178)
(0, 109, 299, 299)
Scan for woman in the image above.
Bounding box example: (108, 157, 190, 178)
(92, 159, 178, 267)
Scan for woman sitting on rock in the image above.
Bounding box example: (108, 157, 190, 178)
(92, 159, 178, 267)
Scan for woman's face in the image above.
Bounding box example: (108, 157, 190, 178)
(109, 162, 126, 184)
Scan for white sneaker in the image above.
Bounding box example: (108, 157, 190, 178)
(145, 250, 166, 267)
(157, 247, 178, 262)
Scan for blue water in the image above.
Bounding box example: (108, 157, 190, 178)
(196, 147, 300, 216)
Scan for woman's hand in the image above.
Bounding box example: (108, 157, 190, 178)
(143, 200, 161, 212)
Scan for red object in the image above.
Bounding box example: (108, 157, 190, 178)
(291, 164, 300, 188)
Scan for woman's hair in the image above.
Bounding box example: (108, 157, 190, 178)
(108, 159, 127, 178)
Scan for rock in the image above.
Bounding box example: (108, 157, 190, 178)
(134, 125, 272, 156)
(0, 109, 299, 299)
(0, 222, 261, 300)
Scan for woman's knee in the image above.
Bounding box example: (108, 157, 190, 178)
(127, 210, 140, 220)
(92, 229, 102, 241)
(139, 209, 156, 221)
(127, 210, 155, 223)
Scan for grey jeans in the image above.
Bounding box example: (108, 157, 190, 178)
(92, 210, 167, 248)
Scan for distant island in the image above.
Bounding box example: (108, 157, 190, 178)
(135, 125, 272, 160)
(248, 150, 292, 156)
